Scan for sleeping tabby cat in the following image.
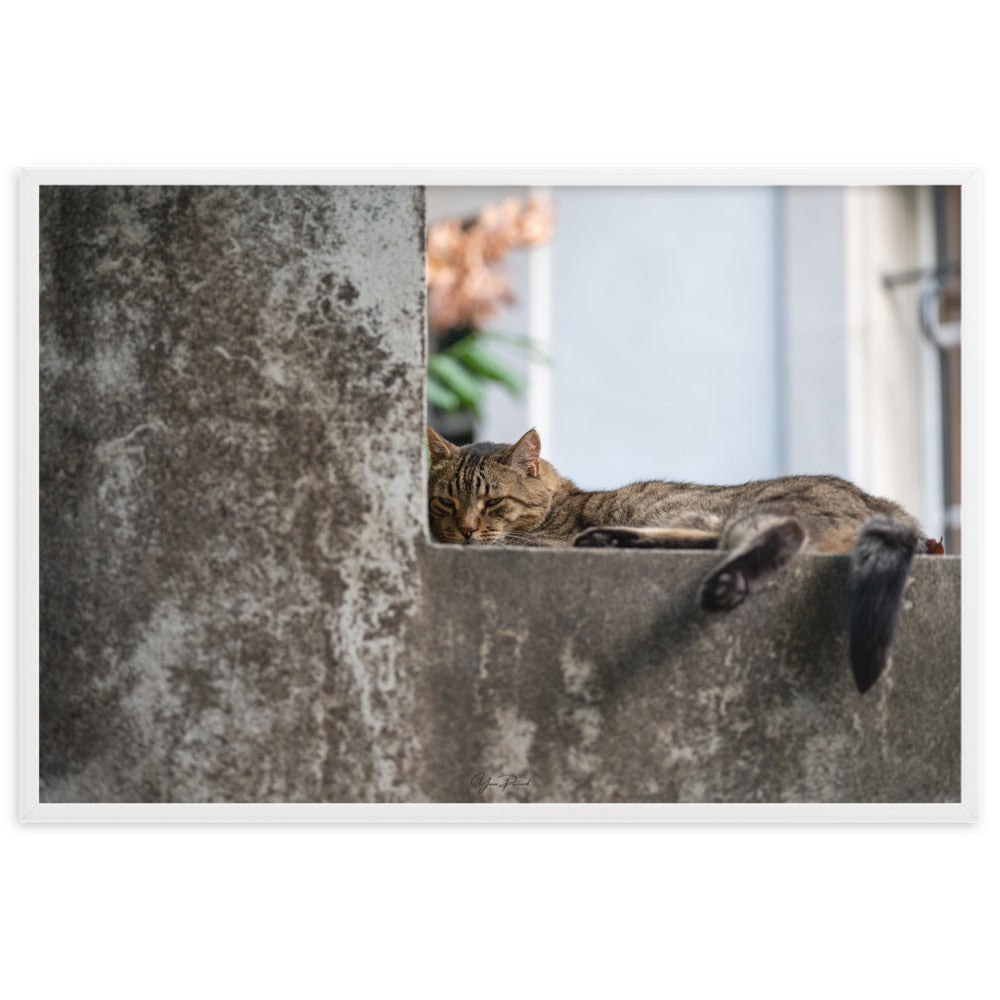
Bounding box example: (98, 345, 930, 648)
(427, 425, 925, 693)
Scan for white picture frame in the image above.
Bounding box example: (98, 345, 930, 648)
(19, 165, 982, 823)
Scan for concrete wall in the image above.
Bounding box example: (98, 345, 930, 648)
(846, 186, 934, 525)
(550, 187, 782, 489)
(781, 187, 849, 478)
(38, 185, 960, 804)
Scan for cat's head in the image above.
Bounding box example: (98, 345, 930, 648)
(426, 426, 553, 545)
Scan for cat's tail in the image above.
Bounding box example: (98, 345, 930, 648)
(849, 515, 920, 693)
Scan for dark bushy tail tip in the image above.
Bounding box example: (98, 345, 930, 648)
(849, 516, 919, 694)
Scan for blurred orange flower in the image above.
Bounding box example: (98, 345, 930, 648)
(427, 197, 554, 335)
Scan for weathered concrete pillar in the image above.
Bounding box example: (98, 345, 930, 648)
(40, 186, 428, 802)
(38, 185, 960, 805)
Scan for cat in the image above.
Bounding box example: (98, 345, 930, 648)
(426, 425, 927, 694)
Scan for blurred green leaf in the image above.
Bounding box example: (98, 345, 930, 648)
(427, 328, 551, 421)
(428, 353, 485, 417)
(449, 337, 527, 393)
(427, 372, 461, 412)
(477, 330, 551, 363)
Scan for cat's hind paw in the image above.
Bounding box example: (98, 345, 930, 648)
(573, 527, 644, 548)
(699, 568, 749, 610)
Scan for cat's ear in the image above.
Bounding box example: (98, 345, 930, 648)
(501, 429, 541, 478)
(427, 425, 458, 464)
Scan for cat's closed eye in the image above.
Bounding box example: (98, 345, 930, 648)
(485, 498, 504, 509)
(437, 497, 456, 509)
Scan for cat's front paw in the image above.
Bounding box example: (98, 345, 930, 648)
(699, 567, 749, 610)
(573, 527, 643, 548)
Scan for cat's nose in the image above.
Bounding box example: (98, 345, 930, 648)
(458, 524, 475, 539)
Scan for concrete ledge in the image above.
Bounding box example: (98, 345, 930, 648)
(416, 547, 960, 803)
(36, 184, 961, 805)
